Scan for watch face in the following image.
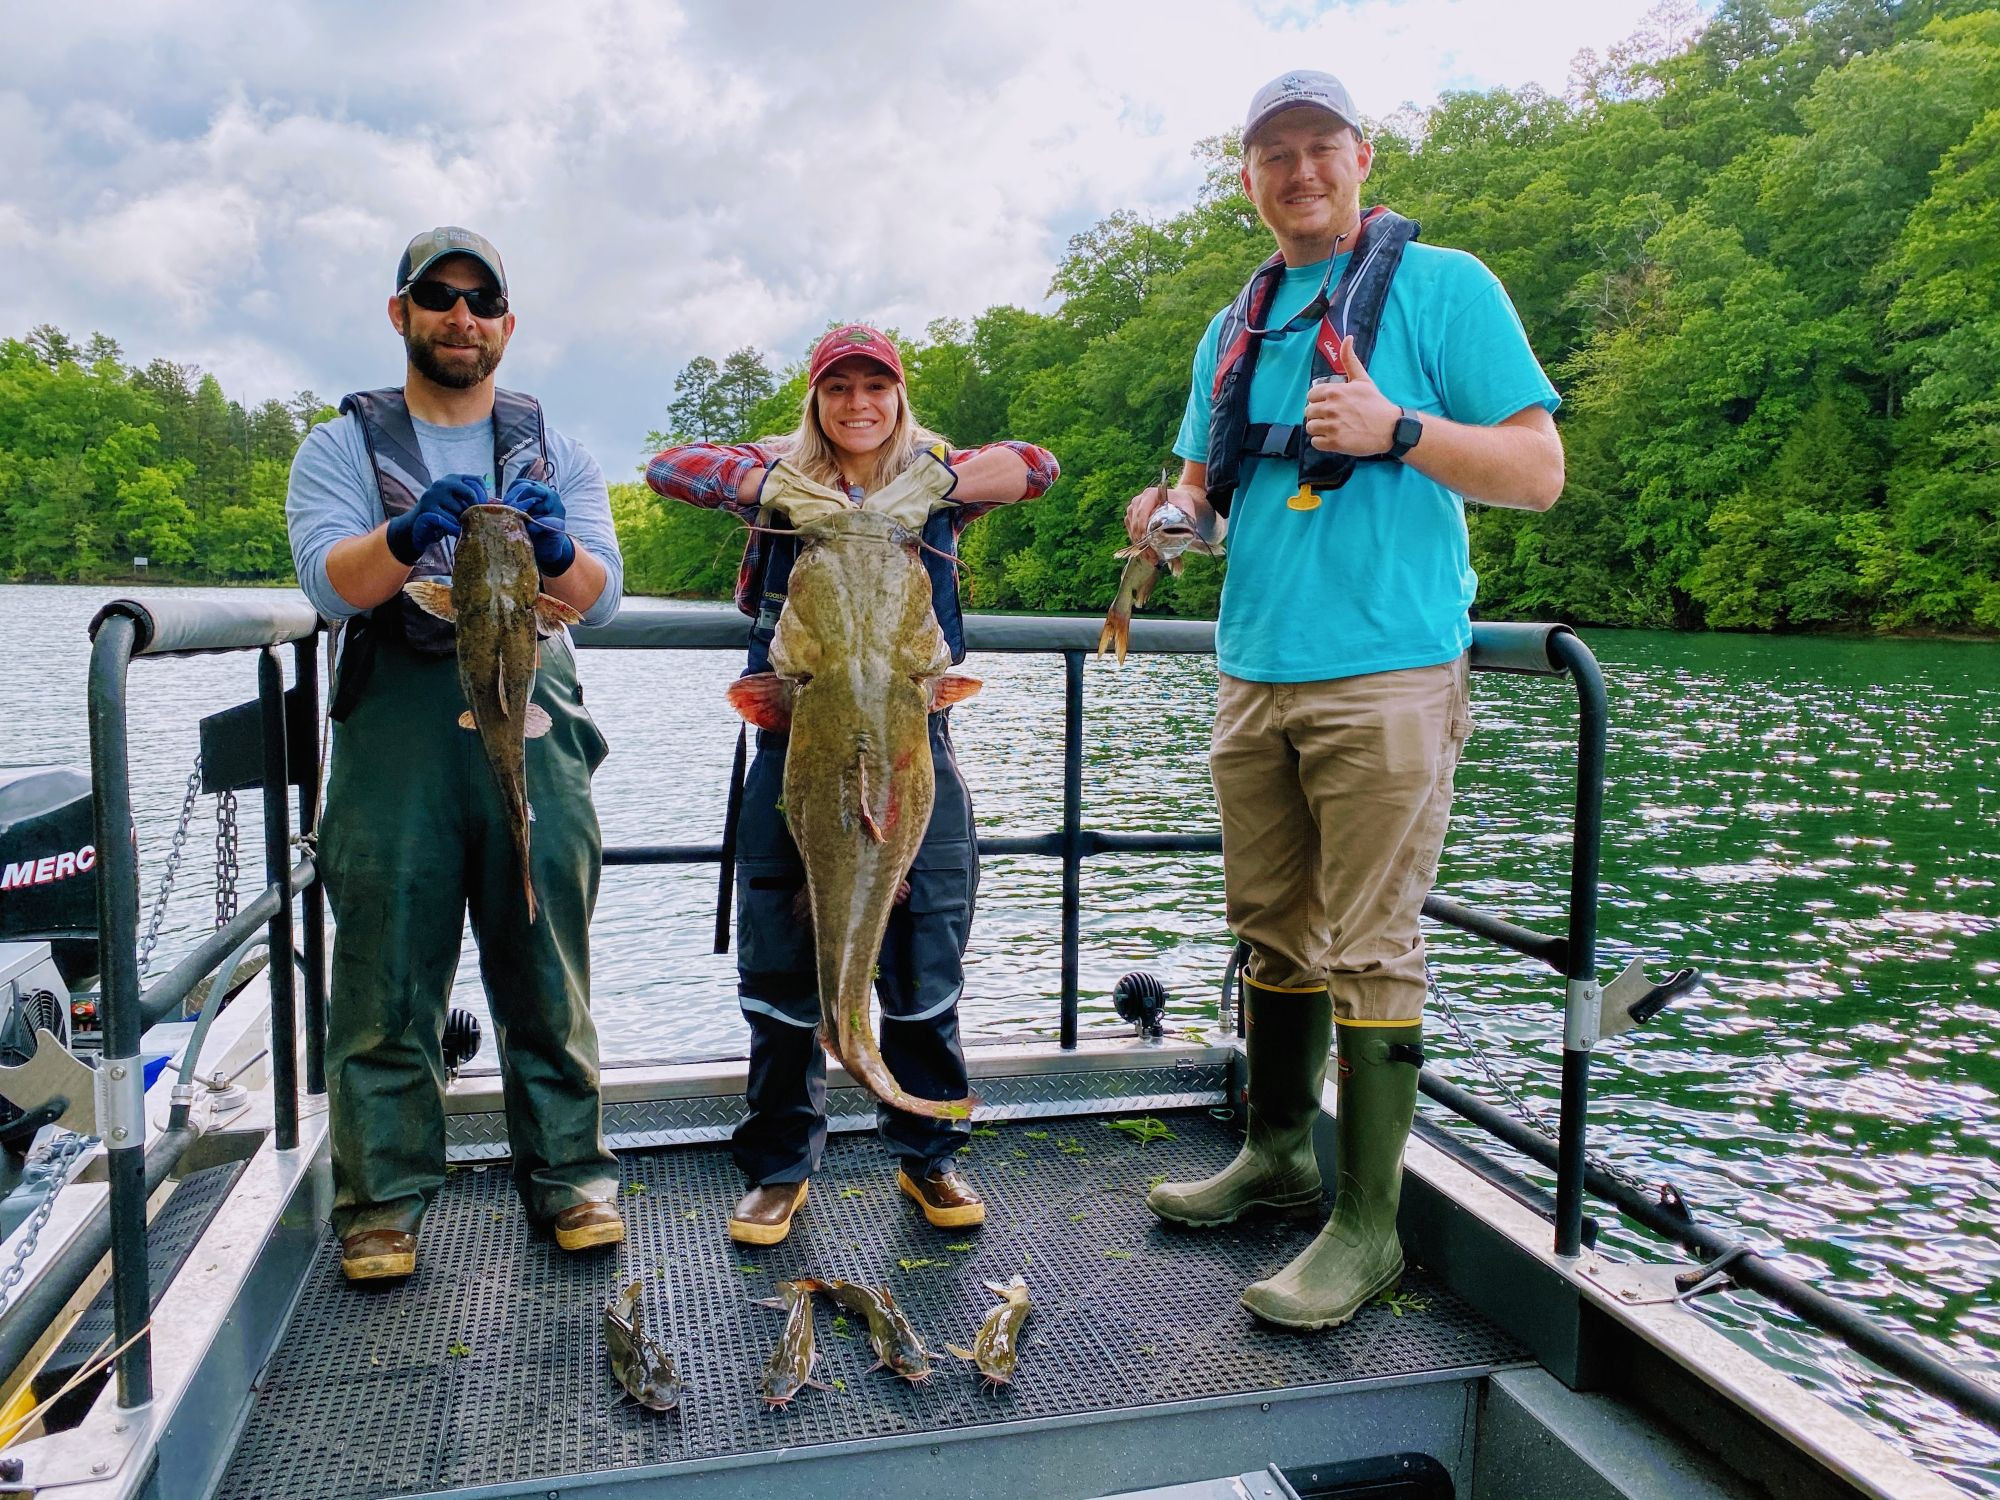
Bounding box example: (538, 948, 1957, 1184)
(1393, 413, 1422, 455)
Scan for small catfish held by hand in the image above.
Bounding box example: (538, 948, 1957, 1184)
(405, 504, 581, 924)
(1097, 470, 1224, 665)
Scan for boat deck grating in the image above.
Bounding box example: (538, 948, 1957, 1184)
(216, 1110, 1520, 1499)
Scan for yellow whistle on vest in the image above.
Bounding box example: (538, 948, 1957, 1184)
(1288, 482, 1321, 511)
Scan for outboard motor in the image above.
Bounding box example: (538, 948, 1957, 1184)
(0, 769, 100, 992)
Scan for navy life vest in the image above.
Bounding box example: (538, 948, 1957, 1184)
(339, 386, 553, 657)
(735, 496, 967, 677)
(1204, 206, 1419, 518)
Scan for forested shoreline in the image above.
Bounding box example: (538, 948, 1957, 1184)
(6, 0, 1997, 634)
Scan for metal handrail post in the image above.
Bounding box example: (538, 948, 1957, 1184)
(293, 637, 328, 1095)
(85, 613, 153, 1408)
(1549, 633, 1608, 1258)
(1059, 651, 1084, 1050)
(259, 648, 300, 1150)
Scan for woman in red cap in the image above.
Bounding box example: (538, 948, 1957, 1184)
(646, 324, 1058, 1246)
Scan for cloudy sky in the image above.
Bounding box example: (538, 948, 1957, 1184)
(5, 0, 1680, 471)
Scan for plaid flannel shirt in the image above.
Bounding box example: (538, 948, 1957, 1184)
(644, 440, 1060, 530)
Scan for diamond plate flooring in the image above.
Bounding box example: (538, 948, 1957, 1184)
(217, 1110, 1521, 1499)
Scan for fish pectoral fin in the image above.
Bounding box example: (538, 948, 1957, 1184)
(944, 1344, 977, 1362)
(725, 672, 793, 732)
(403, 579, 457, 622)
(804, 1377, 836, 1392)
(534, 592, 584, 636)
(751, 1297, 788, 1311)
(457, 710, 478, 731)
(524, 703, 553, 739)
(928, 673, 982, 710)
(1166, 555, 1185, 577)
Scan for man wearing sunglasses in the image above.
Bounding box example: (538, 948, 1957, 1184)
(285, 225, 625, 1283)
(1131, 74, 1563, 1332)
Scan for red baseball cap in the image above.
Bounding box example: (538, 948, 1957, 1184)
(808, 324, 904, 385)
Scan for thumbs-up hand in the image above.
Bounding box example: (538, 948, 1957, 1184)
(1304, 334, 1401, 456)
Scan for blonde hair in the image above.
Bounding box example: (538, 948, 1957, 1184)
(758, 372, 950, 496)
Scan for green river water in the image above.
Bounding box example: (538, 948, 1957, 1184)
(1, 584, 1994, 1490)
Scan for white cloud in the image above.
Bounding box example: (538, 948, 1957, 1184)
(2, 0, 1686, 465)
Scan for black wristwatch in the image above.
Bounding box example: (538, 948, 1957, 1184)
(1387, 407, 1423, 461)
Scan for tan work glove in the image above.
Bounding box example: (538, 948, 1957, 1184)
(863, 444, 958, 528)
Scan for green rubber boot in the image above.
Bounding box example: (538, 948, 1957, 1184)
(1147, 984, 1331, 1226)
(1239, 1021, 1421, 1329)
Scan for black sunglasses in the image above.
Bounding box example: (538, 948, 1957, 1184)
(403, 280, 509, 318)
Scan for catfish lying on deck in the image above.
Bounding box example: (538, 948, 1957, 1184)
(797, 1277, 931, 1382)
(726, 508, 980, 1122)
(947, 1275, 1032, 1389)
(604, 1280, 684, 1412)
(405, 504, 582, 924)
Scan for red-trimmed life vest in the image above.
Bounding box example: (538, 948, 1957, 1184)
(1203, 206, 1419, 517)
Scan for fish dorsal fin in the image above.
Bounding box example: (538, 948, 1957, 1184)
(726, 672, 793, 732)
(534, 593, 584, 636)
(404, 579, 456, 622)
(929, 673, 982, 711)
(524, 703, 553, 739)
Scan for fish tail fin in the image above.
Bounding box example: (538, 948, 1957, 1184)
(1097, 610, 1131, 665)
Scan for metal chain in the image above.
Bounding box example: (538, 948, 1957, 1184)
(214, 790, 240, 930)
(137, 757, 204, 980)
(0, 1131, 96, 1316)
(1426, 966, 1664, 1200)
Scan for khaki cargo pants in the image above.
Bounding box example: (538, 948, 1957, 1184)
(1210, 656, 1472, 1024)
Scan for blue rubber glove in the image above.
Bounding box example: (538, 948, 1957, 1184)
(385, 474, 483, 565)
(502, 477, 576, 577)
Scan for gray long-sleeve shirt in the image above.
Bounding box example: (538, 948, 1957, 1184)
(285, 405, 624, 628)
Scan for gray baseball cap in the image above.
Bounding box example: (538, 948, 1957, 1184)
(396, 226, 507, 294)
(1243, 70, 1363, 144)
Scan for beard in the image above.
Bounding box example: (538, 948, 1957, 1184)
(405, 325, 505, 389)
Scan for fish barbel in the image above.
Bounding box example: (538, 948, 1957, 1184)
(603, 1280, 684, 1412)
(724, 509, 980, 1122)
(798, 1277, 931, 1382)
(404, 504, 582, 923)
(756, 1279, 826, 1408)
(1096, 474, 1224, 665)
(946, 1275, 1032, 1389)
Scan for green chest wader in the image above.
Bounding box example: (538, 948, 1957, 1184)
(316, 632, 618, 1237)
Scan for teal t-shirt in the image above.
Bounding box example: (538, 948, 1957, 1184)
(1175, 242, 1558, 683)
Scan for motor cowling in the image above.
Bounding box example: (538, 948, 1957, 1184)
(0, 769, 100, 990)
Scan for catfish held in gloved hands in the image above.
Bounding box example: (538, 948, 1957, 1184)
(1097, 470, 1224, 665)
(725, 509, 981, 1121)
(405, 503, 582, 924)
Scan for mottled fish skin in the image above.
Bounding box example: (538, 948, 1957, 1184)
(758, 1279, 822, 1408)
(763, 509, 977, 1121)
(798, 1278, 932, 1382)
(402, 504, 580, 923)
(947, 1276, 1032, 1389)
(604, 1280, 684, 1412)
(1097, 482, 1224, 664)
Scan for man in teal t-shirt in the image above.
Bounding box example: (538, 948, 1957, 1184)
(1137, 71, 1564, 1332)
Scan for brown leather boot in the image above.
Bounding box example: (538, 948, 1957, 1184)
(728, 1180, 809, 1246)
(553, 1200, 626, 1251)
(898, 1164, 985, 1229)
(341, 1228, 416, 1282)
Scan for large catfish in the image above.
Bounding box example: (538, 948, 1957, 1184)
(404, 503, 582, 924)
(726, 509, 980, 1121)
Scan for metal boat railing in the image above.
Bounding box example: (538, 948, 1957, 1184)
(19, 593, 1998, 1441)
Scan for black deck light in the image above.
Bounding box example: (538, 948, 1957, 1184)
(1112, 972, 1168, 1040)
(442, 1007, 483, 1081)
